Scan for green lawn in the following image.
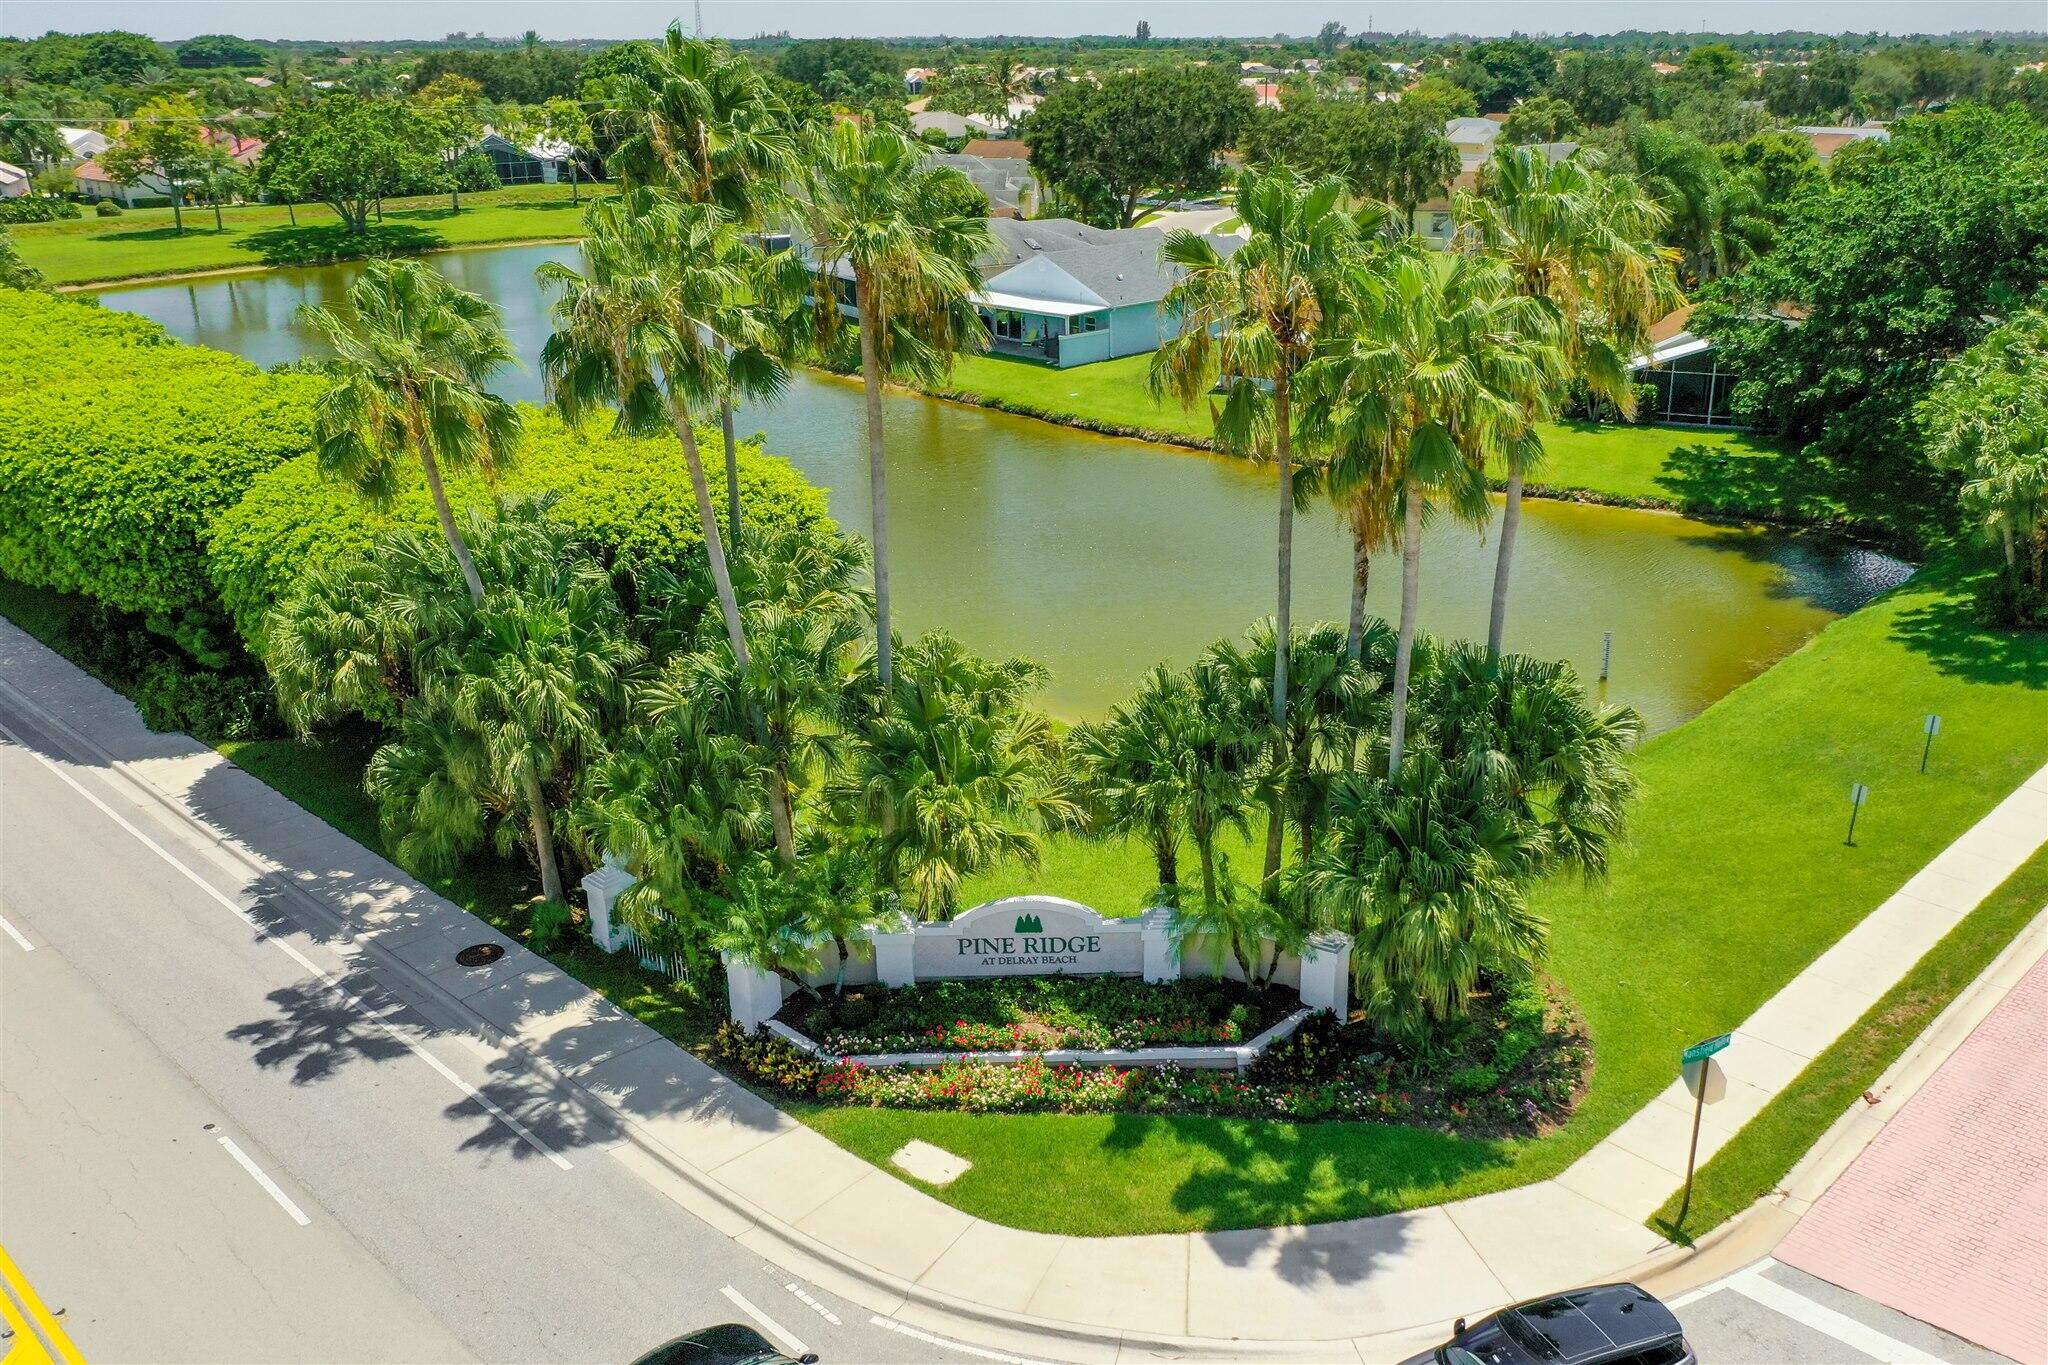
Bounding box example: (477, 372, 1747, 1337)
(930, 351, 1798, 521)
(1650, 843, 2048, 1242)
(804, 558, 2048, 1233)
(13, 183, 600, 286)
(10, 557, 2044, 1236)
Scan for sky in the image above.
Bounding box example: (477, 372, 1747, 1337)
(6, 0, 2045, 42)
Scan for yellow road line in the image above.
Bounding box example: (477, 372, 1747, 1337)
(0, 1245, 83, 1365)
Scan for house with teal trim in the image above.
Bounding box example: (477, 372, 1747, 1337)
(810, 216, 1241, 369)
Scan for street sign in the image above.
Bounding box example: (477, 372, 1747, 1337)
(1676, 1032, 1733, 1225)
(1846, 783, 1870, 846)
(1682, 1033, 1732, 1066)
(1921, 715, 1943, 773)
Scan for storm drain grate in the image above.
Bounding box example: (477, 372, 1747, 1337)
(455, 942, 505, 968)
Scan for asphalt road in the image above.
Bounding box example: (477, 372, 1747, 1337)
(0, 700, 970, 1365)
(1672, 1258, 2017, 1365)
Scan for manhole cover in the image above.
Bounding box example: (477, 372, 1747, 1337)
(455, 942, 505, 968)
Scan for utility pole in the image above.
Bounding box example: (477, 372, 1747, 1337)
(694, 0, 705, 37)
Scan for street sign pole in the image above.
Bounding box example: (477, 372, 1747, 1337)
(1921, 714, 1942, 774)
(1678, 1066, 1708, 1226)
(1675, 1033, 1731, 1228)
(1846, 783, 1869, 846)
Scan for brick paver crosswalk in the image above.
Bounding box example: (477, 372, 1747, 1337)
(1777, 955, 2048, 1364)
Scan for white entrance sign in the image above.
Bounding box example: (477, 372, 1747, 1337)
(911, 896, 1145, 979)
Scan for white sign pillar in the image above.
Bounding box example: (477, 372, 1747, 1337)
(1298, 932, 1353, 1017)
(870, 920, 916, 988)
(580, 855, 637, 954)
(1141, 907, 1180, 983)
(726, 957, 787, 1031)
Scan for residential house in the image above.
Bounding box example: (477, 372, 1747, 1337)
(1242, 80, 1283, 109)
(0, 161, 29, 199)
(1444, 117, 1505, 154)
(1794, 124, 1890, 161)
(57, 126, 111, 164)
(1629, 304, 1745, 427)
(911, 109, 1001, 140)
(975, 218, 1245, 366)
(928, 151, 1038, 218)
(904, 66, 937, 93)
(806, 215, 1242, 368)
(478, 128, 575, 184)
(202, 127, 266, 170)
(74, 159, 170, 205)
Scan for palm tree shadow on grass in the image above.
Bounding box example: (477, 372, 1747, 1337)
(1099, 1111, 1513, 1243)
(237, 222, 446, 268)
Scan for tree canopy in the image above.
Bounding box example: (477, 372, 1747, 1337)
(259, 94, 444, 233)
(1023, 64, 1255, 227)
(1695, 105, 2048, 542)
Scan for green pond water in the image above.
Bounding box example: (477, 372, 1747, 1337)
(100, 243, 1910, 730)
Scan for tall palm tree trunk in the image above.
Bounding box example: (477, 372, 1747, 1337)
(1262, 377, 1294, 894)
(856, 274, 894, 687)
(665, 389, 798, 861)
(522, 762, 567, 903)
(1486, 462, 1524, 657)
(1346, 510, 1372, 662)
(1152, 826, 1179, 892)
(417, 443, 486, 602)
(1388, 489, 1425, 779)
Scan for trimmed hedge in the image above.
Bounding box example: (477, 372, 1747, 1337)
(208, 404, 832, 647)
(0, 290, 323, 641)
(0, 287, 834, 663)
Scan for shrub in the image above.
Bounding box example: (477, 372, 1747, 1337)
(0, 197, 81, 224)
(527, 900, 575, 954)
(0, 290, 324, 660)
(56, 601, 280, 740)
(96, 199, 124, 217)
(208, 404, 831, 648)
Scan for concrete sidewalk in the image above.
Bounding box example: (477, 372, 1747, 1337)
(4, 611, 2045, 1363)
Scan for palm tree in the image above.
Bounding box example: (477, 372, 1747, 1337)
(1307, 750, 1550, 1042)
(302, 258, 523, 605)
(286, 506, 640, 904)
(1178, 653, 1258, 912)
(1071, 664, 1198, 900)
(792, 119, 992, 687)
(1418, 642, 1641, 879)
(539, 189, 783, 745)
(604, 25, 799, 543)
(1456, 146, 1678, 656)
(1152, 169, 1361, 751)
(842, 633, 1077, 919)
(1301, 249, 1555, 778)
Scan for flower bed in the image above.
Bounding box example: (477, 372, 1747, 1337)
(779, 975, 1296, 1056)
(717, 977, 1591, 1137)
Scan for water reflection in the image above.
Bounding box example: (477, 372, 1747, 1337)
(99, 244, 1911, 730)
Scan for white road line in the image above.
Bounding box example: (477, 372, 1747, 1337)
(720, 1285, 809, 1359)
(217, 1135, 313, 1226)
(1721, 1261, 1942, 1364)
(0, 909, 33, 952)
(0, 721, 573, 1170)
(870, 1315, 1055, 1365)
(760, 1265, 842, 1325)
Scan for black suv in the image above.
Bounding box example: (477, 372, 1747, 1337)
(1404, 1283, 1695, 1365)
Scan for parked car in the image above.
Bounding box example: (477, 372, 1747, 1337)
(630, 1323, 818, 1365)
(1402, 1283, 1694, 1365)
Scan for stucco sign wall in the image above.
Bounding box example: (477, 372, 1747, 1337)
(907, 896, 1146, 979)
